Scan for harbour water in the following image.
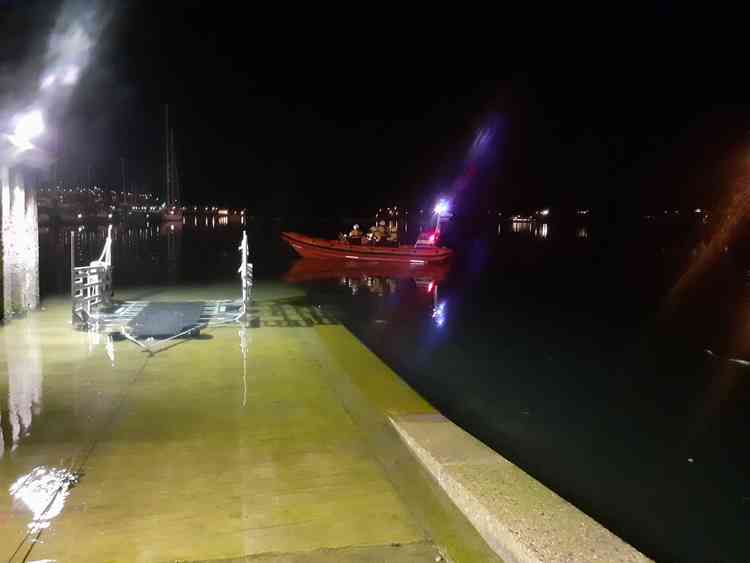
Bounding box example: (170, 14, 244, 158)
(1, 216, 748, 561)
(300, 216, 750, 563)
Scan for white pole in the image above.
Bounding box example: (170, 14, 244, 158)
(238, 230, 251, 315)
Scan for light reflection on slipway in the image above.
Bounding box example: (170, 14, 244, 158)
(10, 466, 80, 533)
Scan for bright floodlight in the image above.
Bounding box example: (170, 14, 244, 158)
(16, 111, 45, 139)
(539, 208, 550, 217)
(434, 200, 450, 216)
(8, 110, 45, 151)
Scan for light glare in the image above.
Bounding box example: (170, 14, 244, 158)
(7, 110, 45, 152)
(62, 65, 80, 85)
(15, 110, 45, 141)
(41, 74, 57, 89)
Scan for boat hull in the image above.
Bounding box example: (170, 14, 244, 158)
(281, 232, 452, 263)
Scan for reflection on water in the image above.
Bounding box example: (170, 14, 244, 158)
(163, 222, 181, 285)
(510, 220, 549, 239)
(285, 258, 447, 327)
(432, 300, 446, 327)
(39, 214, 248, 294)
(1, 315, 43, 456)
(284, 259, 450, 287)
(239, 324, 249, 408)
(10, 466, 79, 533)
(88, 330, 115, 366)
(502, 221, 593, 240)
(341, 275, 398, 296)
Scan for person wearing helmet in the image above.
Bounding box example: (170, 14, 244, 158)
(374, 220, 386, 244)
(387, 224, 399, 247)
(348, 224, 362, 245)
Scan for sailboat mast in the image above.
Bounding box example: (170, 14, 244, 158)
(164, 104, 171, 204)
(170, 128, 180, 204)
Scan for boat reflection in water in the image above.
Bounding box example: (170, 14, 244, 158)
(284, 259, 449, 287)
(284, 258, 450, 324)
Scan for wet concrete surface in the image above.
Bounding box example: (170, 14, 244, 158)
(0, 282, 498, 562)
(190, 541, 439, 562)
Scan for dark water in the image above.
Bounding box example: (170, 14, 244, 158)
(40, 216, 750, 562)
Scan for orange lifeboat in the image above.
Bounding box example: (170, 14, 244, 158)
(281, 231, 453, 264)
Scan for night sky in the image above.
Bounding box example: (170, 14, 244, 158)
(3, 0, 750, 217)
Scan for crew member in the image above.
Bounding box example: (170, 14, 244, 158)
(373, 220, 386, 244)
(387, 225, 398, 246)
(348, 224, 362, 244)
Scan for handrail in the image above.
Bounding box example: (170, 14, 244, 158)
(238, 230, 253, 316)
(72, 225, 114, 329)
(73, 227, 251, 333)
(90, 224, 113, 267)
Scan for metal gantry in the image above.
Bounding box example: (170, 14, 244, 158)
(71, 225, 113, 329)
(72, 228, 253, 345)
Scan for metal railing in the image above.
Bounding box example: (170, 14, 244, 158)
(71, 225, 113, 329)
(72, 227, 251, 331)
(238, 230, 253, 316)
